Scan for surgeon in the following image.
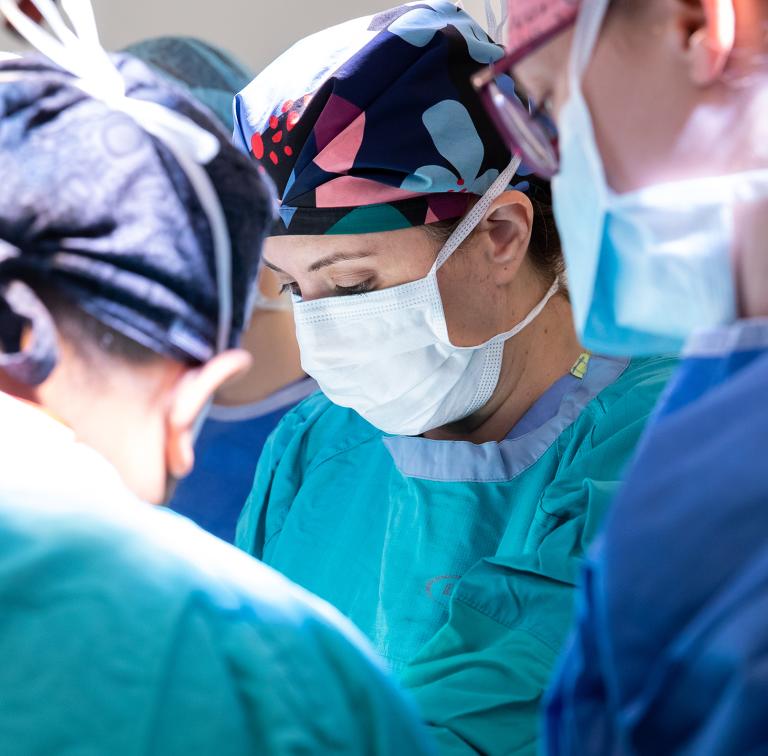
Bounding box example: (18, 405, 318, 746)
(0, 2, 434, 753)
(475, 0, 768, 752)
(233, 2, 675, 752)
(125, 36, 314, 543)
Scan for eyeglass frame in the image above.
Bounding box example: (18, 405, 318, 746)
(471, 14, 578, 179)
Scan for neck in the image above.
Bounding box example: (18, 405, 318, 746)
(31, 355, 174, 503)
(425, 293, 583, 444)
(215, 309, 306, 406)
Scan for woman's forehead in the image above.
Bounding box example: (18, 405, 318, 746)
(264, 226, 428, 264)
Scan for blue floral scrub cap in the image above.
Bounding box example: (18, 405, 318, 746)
(235, 0, 533, 236)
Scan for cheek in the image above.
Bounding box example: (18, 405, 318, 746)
(514, 30, 574, 115)
(581, 22, 699, 192)
(438, 250, 500, 347)
(583, 43, 656, 191)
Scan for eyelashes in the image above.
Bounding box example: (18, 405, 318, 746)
(334, 279, 374, 296)
(279, 279, 374, 298)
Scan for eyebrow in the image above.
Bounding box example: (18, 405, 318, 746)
(262, 250, 375, 276)
(307, 250, 374, 273)
(262, 258, 285, 273)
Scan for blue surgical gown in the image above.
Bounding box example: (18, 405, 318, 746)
(170, 377, 316, 542)
(237, 355, 676, 755)
(0, 391, 434, 755)
(544, 319, 768, 756)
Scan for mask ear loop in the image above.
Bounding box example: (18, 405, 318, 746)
(432, 153, 560, 351)
(483, 0, 509, 43)
(569, 0, 611, 84)
(434, 154, 522, 271)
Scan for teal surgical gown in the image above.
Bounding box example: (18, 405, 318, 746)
(237, 354, 676, 755)
(0, 391, 433, 755)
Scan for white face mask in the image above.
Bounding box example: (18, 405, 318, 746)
(553, 0, 768, 356)
(292, 156, 560, 436)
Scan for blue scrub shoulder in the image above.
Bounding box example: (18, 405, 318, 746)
(543, 325, 768, 756)
(0, 489, 432, 754)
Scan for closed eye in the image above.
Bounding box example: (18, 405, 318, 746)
(334, 279, 374, 296)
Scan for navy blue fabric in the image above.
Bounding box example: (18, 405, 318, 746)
(234, 0, 535, 236)
(170, 405, 294, 543)
(0, 53, 273, 378)
(543, 335, 768, 755)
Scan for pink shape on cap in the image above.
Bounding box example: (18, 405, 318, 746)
(315, 176, 421, 208)
(426, 194, 472, 224)
(314, 112, 366, 174)
(313, 94, 363, 152)
(506, 0, 580, 55)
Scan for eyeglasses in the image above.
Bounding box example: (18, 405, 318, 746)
(472, 20, 576, 180)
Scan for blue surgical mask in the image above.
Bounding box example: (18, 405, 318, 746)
(553, 0, 768, 356)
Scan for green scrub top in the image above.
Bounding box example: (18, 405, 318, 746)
(237, 355, 675, 755)
(0, 392, 434, 756)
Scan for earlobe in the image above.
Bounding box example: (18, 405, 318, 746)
(685, 0, 736, 85)
(164, 349, 252, 480)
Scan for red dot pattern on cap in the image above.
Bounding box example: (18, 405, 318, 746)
(287, 112, 300, 131)
(251, 132, 264, 159)
(250, 93, 313, 167)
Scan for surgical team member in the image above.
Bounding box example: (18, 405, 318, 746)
(234, 2, 675, 752)
(0, 3, 434, 753)
(126, 36, 315, 543)
(474, 0, 768, 751)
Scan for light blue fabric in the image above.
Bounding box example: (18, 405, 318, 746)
(544, 319, 768, 756)
(387, 0, 499, 63)
(0, 391, 434, 755)
(237, 355, 676, 755)
(169, 377, 317, 543)
(384, 356, 624, 482)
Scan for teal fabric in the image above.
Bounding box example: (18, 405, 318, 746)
(0, 393, 434, 755)
(237, 355, 676, 755)
(124, 36, 252, 131)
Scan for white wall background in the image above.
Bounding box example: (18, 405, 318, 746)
(0, 0, 492, 73)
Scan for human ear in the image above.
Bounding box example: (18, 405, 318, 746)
(675, 0, 736, 84)
(165, 349, 252, 480)
(479, 190, 534, 285)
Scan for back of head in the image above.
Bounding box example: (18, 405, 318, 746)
(123, 36, 253, 131)
(0, 50, 274, 385)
